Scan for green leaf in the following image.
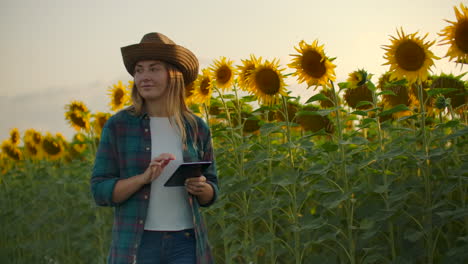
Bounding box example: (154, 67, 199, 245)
(367, 81, 377, 91)
(359, 218, 375, 230)
(321, 141, 339, 152)
(240, 95, 257, 102)
(404, 229, 424, 242)
(356, 101, 373, 108)
(338, 82, 349, 89)
(351, 110, 368, 116)
(377, 90, 397, 96)
(305, 93, 332, 104)
(339, 136, 369, 145)
(378, 104, 410, 117)
(426, 88, 458, 97)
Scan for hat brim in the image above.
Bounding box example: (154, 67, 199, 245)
(121, 43, 199, 85)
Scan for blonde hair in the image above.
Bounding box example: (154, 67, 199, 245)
(129, 62, 198, 147)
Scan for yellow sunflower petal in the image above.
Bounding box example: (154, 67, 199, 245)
(41, 133, 65, 161)
(209, 57, 236, 91)
(237, 55, 262, 91)
(382, 28, 439, 84)
(108, 81, 130, 111)
(192, 69, 213, 105)
(288, 40, 336, 88)
(9, 128, 20, 146)
(438, 3, 468, 63)
(246, 58, 288, 106)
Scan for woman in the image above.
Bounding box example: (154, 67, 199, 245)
(91, 32, 218, 264)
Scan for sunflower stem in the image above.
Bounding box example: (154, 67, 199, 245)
(417, 81, 434, 264)
(330, 80, 355, 264)
(281, 95, 301, 264)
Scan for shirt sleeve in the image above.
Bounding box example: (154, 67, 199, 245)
(90, 117, 120, 207)
(200, 120, 219, 207)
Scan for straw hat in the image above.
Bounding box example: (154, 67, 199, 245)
(121, 32, 199, 85)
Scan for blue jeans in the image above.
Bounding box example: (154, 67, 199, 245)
(137, 229, 196, 264)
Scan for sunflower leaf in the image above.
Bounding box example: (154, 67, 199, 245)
(305, 94, 332, 104)
(338, 82, 349, 90)
(378, 104, 409, 117)
(367, 81, 377, 91)
(425, 88, 458, 97)
(377, 90, 397, 96)
(356, 101, 373, 108)
(351, 110, 368, 116)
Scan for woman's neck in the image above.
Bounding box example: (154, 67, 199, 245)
(145, 100, 168, 117)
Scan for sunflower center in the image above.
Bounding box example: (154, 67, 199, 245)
(43, 139, 61, 155)
(3, 145, 20, 160)
(216, 66, 232, 84)
(255, 69, 280, 95)
(98, 116, 108, 129)
(200, 78, 211, 95)
(71, 113, 87, 128)
(33, 134, 41, 145)
(395, 40, 426, 71)
(302, 50, 326, 78)
(113, 89, 124, 105)
(455, 19, 468, 53)
(26, 142, 38, 156)
(11, 133, 19, 144)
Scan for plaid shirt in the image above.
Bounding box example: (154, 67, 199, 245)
(91, 108, 218, 264)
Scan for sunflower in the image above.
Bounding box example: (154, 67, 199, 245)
(246, 59, 287, 105)
(237, 55, 262, 91)
(383, 28, 438, 84)
(275, 100, 301, 122)
(65, 100, 91, 132)
(295, 105, 334, 133)
(318, 88, 337, 108)
(1, 140, 22, 161)
(288, 40, 336, 88)
(41, 133, 65, 161)
(0, 153, 11, 175)
(344, 70, 373, 109)
(378, 72, 414, 119)
(431, 73, 467, 110)
(439, 4, 468, 64)
(192, 69, 214, 105)
(210, 57, 236, 91)
(65, 110, 91, 132)
(92, 112, 111, 136)
(67, 100, 89, 113)
(71, 133, 87, 154)
(108, 80, 130, 111)
(24, 129, 42, 146)
(9, 128, 20, 145)
(24, 141, 41, 160)
(243, 114, 261, 134)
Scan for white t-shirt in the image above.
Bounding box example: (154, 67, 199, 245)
(144, 117, 193, 231)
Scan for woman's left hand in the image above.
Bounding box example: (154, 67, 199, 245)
(185, 176, 214, 204)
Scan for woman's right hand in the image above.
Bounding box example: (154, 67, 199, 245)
(138, 153, 176, 185)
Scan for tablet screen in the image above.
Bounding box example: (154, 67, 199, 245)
(164, 161, 212, 187)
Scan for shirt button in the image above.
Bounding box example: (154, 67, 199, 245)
(139, 220, 143, 224)
(144, 195, 148, 200)
(144, 128, 149, 132)
(134, 243, 138, 248)
(145, 147, 150, 151)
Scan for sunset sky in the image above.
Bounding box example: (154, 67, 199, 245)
(0, 0, 465, 140)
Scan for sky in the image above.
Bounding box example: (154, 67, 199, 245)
(0, 0, 466, 140)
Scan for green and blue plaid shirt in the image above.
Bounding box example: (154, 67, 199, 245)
(91, 108, 218, 264)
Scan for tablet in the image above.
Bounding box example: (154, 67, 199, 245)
(164, 161, 212, 187)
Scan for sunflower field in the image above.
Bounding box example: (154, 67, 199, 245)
(1, 3, 468, 264)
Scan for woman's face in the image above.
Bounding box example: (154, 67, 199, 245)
(134, 60, 169, 101)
